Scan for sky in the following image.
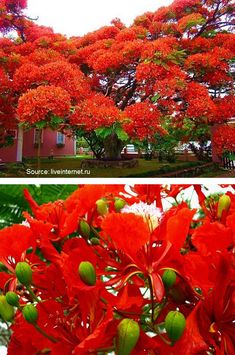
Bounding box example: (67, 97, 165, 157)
(26, 0, 173, 37)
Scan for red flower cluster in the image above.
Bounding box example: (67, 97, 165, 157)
(115, 26, 147, 42)
(0, 67, 17, 137)
(13, 63, 41, 92)
(177, 13, 206, 33)
(23, 23, 55, 43)
(214, 96, 235, 123)
(0, 67, 11, 91)
(124, 102, 164, 141)
(0, 184, 234, 354)
(70, 94, 121, 131)
(185, 48, 233, 83)
(213, 125, 235, 156)
(14, 60, 90, 102)
(4, 0, 27, 10)
(25, 48, 61, 66)
(17, 85, 71, 124)
(182, 82, 216, 122)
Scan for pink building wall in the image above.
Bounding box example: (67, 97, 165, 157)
(0, 129, 76, 162)
(0, 143, 17, 162)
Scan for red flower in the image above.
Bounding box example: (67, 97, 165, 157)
(165, 207, 195, 251)
(192, 222, 233, 256)
(0, 224, 35, 264)
(101, 212, 172, 302)
(24, 189, 80, 240)
(101, 212, 149, 255)
(61, 238, 97, 299)
(182, 255, 235, 355)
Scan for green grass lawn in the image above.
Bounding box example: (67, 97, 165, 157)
(198, 168, 235, 177)
(0, 156, 209, 178)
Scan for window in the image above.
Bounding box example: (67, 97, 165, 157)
(34, 129, 43, 144)
(7, 130, 17, 139)
(57, 132, 65, 145)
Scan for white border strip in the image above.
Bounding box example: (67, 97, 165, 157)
(1, 178, 235, 185)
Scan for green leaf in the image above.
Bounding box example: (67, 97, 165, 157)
(50, 116, 64, 129)
(95, 127, 113, 139)
(143, 59, 151, 64)
(0, 56, 8, 63)
(153, 58, 162, 65)
(115, 127, 129, 141)
(95, 126, 128, 141)
(151, 94, 161, 103)
(153, 59, 169, 70)
(202, 29, 217, 38)
(167, 50, 187, 65)
(35, 121, 47, 129)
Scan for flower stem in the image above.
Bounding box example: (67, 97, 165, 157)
(90, 226, 107, 245)
(156, 330, 172, 346)
(33, 323, 58, 343)
(147, 275, 155, 324)
(26, 285, 41, 303)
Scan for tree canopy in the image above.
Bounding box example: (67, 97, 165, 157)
(0, 0, 234, 157)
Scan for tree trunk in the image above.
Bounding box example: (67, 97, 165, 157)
(83, 132, 105, 160)
(16, 126, 23, 162)
(37, 129, 42, 169)
(210, 124, 221, 163)
(103, 133, 124, 160)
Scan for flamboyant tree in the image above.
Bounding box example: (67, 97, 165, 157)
(0, 0, 234, 160)
(68, 0, 234, 159)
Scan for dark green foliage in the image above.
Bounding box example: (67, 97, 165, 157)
(0, 185, 78, 229)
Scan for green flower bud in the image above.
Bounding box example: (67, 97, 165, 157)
(5, 291, 19, 307)
(217, 195, 231, 219)
(15, 262, 32, 286)
(96, 199, 108, 216)
(165, 311, 186, 342)
(90, 237, 100, 245)
(0, 295, 15, 321)
(79, 220, 91, 238)
(117, 318, 140, 355)
(78, 261, 96, 286)
(22, 304, 38, 324)
(162, 269, 177, 288)
(114, 198, 126, 212)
